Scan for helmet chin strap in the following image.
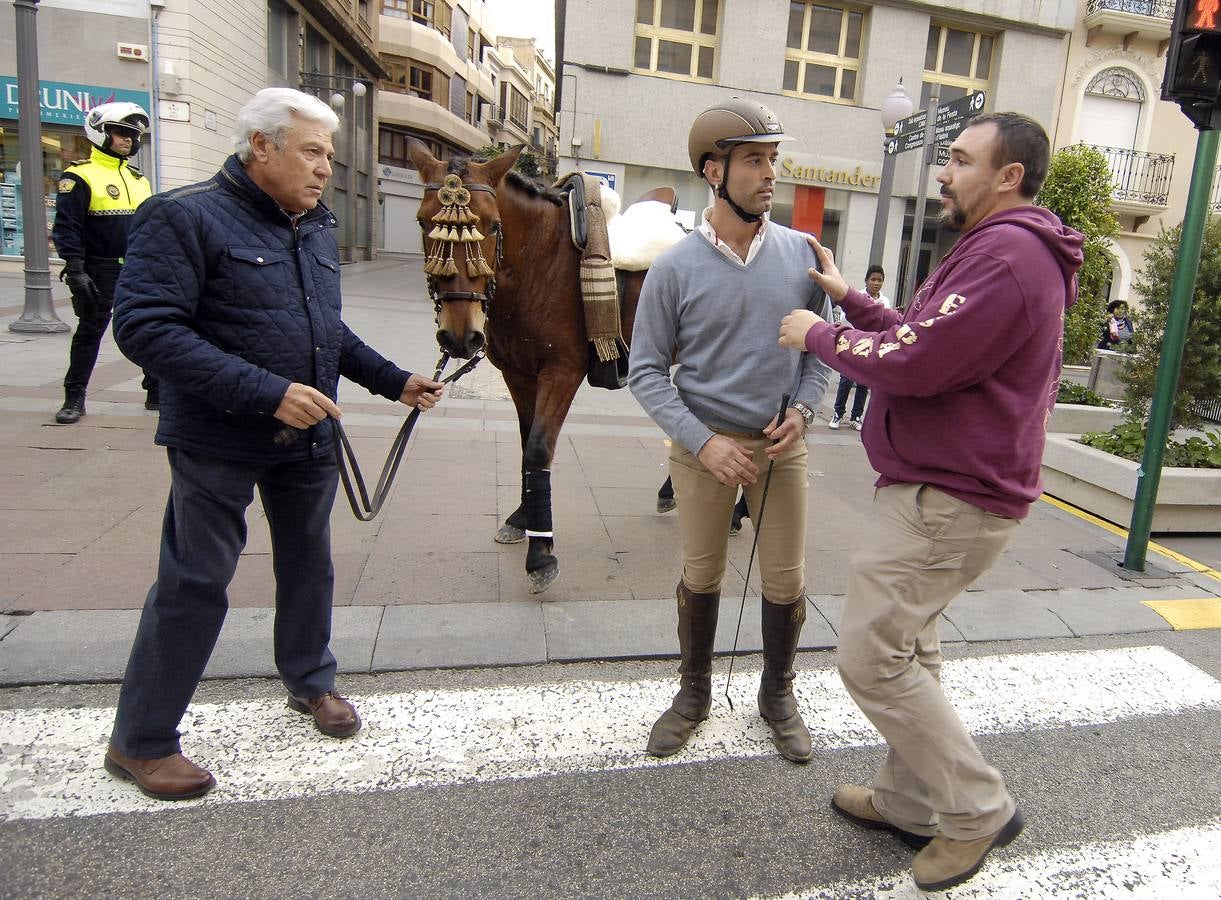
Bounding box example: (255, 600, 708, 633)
(715, 153, 762, 224)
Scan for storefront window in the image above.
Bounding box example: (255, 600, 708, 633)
(1, 123, 105, 257)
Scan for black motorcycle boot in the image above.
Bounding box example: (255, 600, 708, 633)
(647, 581, 720, 757)
(759, 595, 813, 763)
(54, 388, 86, 425)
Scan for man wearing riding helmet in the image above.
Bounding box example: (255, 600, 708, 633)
(629, 97, 833, 763)
(51, 101, 159, 424)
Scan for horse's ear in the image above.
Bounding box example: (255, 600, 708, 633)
(407, 138, 444, 181)
(480, 144, 525, 186)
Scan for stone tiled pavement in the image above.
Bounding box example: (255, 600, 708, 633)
(0, 258, 1217, 685)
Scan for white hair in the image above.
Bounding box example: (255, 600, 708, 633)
(233, 88, 339, 162)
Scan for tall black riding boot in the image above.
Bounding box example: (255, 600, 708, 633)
(759, 595, 812, 763)
(647, 581, 720, 757)
(55, 388, 86, 425)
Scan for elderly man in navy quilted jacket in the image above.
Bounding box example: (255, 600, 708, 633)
(105, 88, 444, 801)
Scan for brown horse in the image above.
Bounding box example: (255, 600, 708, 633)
(408, 139, 648, 593)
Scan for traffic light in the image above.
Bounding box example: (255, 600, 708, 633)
(1164, 0, 1221, 127)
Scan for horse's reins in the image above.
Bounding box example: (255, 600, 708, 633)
(331, 349, 483, 521)
(723, 392, 790, 710)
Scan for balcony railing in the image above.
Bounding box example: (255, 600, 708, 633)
(1085, 0, 1173, 19)
(1087, 144, 1174, 210)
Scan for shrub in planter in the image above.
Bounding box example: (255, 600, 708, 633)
(1057, 381, 1109, 407)
(1079, 421, 1221, 469)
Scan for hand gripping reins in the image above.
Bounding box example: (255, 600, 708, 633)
(273, 349, 485, 522)
(723, 392, 790, 710)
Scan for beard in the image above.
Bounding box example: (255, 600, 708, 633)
(938, 192, 968, 231)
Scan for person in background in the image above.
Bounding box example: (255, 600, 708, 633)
(104, 88, 444, 801)
(828, 264, 891, 430)
(1096, 299, 1135, 350)
(51, 102, 159, 423)
(780, 112, 1083, 891)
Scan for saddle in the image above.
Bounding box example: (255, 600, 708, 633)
(558, 176, 680, 390)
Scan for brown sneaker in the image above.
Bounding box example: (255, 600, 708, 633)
(831, 784, 934, 850)
(913, 808, 1025, 891)
(288, 690, 362, 738)
(103, 747, 215, 801)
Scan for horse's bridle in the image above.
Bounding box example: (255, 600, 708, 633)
(422, 176, 504, 314)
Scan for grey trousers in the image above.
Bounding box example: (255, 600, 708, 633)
(837, 483, 1021, 840)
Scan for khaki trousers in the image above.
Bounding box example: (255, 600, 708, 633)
(837, 483, 1020, 841)
(668, 433, 808, 603)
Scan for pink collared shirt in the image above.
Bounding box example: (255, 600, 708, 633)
(697, 206, 767, 266)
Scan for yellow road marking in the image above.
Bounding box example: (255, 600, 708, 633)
(1040, 494, 1221, 584)
(1142, 598, 1221, 630)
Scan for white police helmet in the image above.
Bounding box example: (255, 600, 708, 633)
(84, 102, 150, 156)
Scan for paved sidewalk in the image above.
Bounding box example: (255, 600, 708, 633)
(1, 258, 1218, 686)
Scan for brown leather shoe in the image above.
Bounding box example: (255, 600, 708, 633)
(913, 807, 1025, 891)
(287, 690, 361, 738)
(831, 784, 935, 850)
(104, 747, 215, 801)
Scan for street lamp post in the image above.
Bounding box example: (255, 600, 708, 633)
(866, 80, 913, 284)
(10, 0, 69, 334)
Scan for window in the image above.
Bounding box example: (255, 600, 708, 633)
(379, 127, 444, 168)
(466, 91, 476, 125)
(922, 23, 993, 107)
(634, 0, 720, 82)
(381, 55, 449, 105)
(267, 0, 294, 78)
(500, 83, 529, 130)
(382, 0, 450, 36)
(783, 2, 863, 103)
(468, 28, 476, 62)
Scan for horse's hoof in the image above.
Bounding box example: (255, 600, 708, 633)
(495, 524, 526, 544)
(656, 497, 677, 514)
(729, 522, 742, 536)
(527, 562, 559, 594)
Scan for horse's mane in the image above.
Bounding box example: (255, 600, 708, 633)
(505, 170, 564, 206)
(450, 154, 564, 206)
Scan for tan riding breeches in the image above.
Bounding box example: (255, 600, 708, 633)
(837, 482, 1021, 841)
(667, 432, 808, 603)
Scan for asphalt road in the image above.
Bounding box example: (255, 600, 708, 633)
(2, 631, 1219, 899)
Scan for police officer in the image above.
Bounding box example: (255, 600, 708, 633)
(52, 102, 157, 424)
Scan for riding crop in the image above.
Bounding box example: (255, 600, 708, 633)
(723, 391, 789, 711)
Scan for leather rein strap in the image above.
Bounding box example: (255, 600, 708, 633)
(333, 350, 485, 521)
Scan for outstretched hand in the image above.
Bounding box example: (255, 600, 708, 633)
(805, 234, 849, 303)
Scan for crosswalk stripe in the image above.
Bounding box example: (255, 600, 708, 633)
(1, 645, 1218, 822)
(766, 819, 1221, 899)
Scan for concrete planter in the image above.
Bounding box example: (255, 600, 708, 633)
(1041, 434, 1221, 533)
(1048, 402, 1123, 435)
(1060, 364, 1091, 387)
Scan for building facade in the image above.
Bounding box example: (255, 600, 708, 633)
(1, 0, 383, 263)
(1054, 0, 1198, 309)
(1, 0, 153, 261)
(556, 0, 1078, 295)
(376, 0, 498, 253)
(496, 36, 560, 176)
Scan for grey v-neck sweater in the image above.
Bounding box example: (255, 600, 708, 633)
(629, 226, 833, 455)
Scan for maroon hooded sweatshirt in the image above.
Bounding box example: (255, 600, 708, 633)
(804, 205, 1084, 519)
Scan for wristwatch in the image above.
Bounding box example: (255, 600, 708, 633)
(792, 401, 816, 430)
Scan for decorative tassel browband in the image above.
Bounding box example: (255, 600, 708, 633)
(423, 173, 496, 279)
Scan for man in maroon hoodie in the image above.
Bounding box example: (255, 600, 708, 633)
(780, 112, 1084, 892)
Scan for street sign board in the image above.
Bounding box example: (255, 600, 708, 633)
(934, 143, 951, 167)
(886, 91, 987, 155)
